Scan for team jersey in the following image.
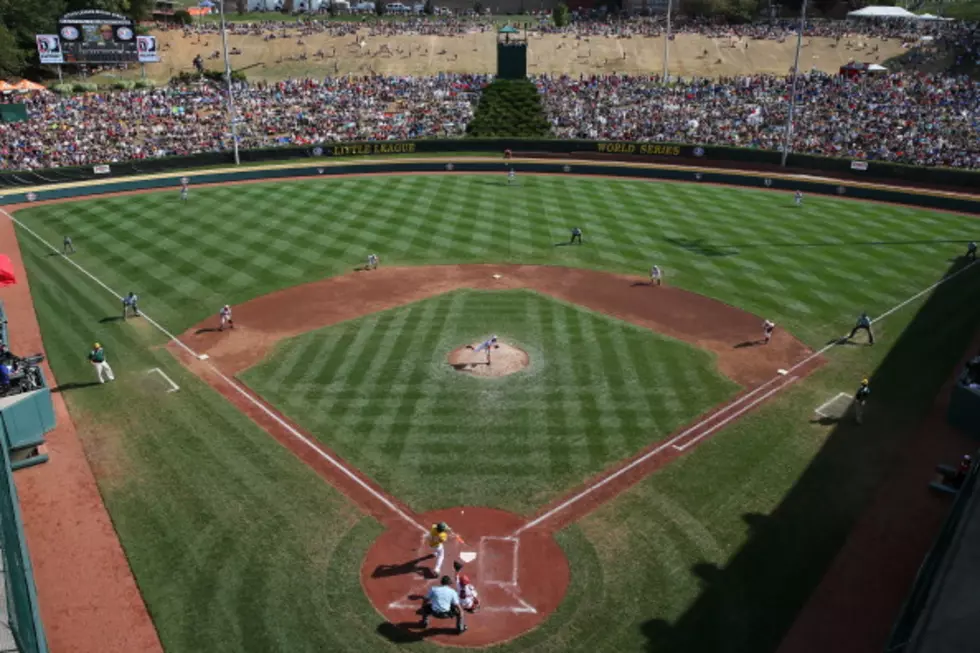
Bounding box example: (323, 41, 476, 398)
(856, 386, 870, 402)
(428, 526, 448, 548)
(89, 349, 106, 363)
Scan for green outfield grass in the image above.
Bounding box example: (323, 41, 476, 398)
(242, 289, 739, 513)
(13, 172, 980, 652)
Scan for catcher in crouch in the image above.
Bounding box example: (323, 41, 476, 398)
(466, 335, 499, 365)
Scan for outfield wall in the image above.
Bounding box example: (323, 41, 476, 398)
(1, 139, 978, 195)
(0, 158, 978, 215)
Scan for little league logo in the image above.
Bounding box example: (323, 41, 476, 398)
(695, 172, 703, 181)
(764, 178, 773, 187)
(312, 146, 324, 157)
(693, 147, 705, 157)
(26, 192, 37, 202)
(563, 165, 572, 173)
(446, 163, 454, 171)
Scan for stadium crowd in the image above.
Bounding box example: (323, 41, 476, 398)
(538, 71, 980, 169)
(0, 75, 485, 169)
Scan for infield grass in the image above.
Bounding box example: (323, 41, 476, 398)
(242, 288, 739, 513)
(13, 173, 980, 653)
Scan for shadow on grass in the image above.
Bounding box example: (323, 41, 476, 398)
(376, 622, 462, 643)
(52, 381, 101, 393)
(641, 258, 980, 653)
(99, 316, 124, 324)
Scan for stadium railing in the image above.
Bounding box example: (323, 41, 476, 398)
(1, 139, 978, 194)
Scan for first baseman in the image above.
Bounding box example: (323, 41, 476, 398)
(848, 312, 875, 345)
(650, 265, 662, 286)
(366, 253, 379, 270)
(763, 319, 775, 344)
(219, 304, 234, 331)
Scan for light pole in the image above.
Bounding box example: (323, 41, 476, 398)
(780, 0, 807, 168)
(218, 0, 241, 165)
(661, 0, 672, 83)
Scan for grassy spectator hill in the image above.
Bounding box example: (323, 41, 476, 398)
(126, 20, 909, 82)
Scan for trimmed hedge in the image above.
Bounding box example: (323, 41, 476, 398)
(466, 79, 552, 138)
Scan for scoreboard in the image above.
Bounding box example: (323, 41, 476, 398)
(37, 10, 159, 65)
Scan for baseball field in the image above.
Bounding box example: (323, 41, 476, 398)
(7, 170, 980, 651)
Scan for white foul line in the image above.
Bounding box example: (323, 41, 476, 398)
(2, 208, 427, 534)
(147, 367, 180, 393)
(814, 392, 852, 419)
(515, 258, 979, 535)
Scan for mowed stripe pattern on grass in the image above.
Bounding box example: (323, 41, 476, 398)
(242, 289, 739, 514)
(13, 174, 969, 347)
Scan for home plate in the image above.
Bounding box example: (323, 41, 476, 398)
(459, 551, 477, 563)
(492, 274, 503, 279)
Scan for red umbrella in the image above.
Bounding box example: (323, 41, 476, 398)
(0, 255, 17, 287)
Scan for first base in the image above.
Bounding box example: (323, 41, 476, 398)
(777, 368, 788, 375)
(492, 274, 503, 279)
(198, 354, 210, 361)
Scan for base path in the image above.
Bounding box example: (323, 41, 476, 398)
(0, 219, 163, 652)
(180, 264, 810, 387)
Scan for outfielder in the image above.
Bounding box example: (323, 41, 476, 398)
(427, 522, 455, 577)
(570, 227, 583, 245)
(219, 305, 234, 331)
(63, 236, 75, 255)
(508, 168, 516, 185)
(848, 312, 875, 345)
(467, 335, 498, 365)
(650, 265, 662, 286)
(794, 191, 803, 206)
(967, 241, 977, 261)
(763, 319, 775, 344)
(180, 177, 189, 201)
(88, 343, 115, 384)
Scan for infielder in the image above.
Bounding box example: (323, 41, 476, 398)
(763, 319, 775, 344)
(650, 265, 662, 286)
(467, 335, 498, 365)
(967, 241, 977, 261)
(180, 177, 189, 201)
(122, 292, 140, 319)
(427, 522, 455, 577)
(366, 253, 379, 270)
(219, 305, 234, 331)
(570, 227, 583, 245)
(848, 312, 875, 345)
(88, 343, 115, 384)
(794, 191, 803, 206)
(63, 236, 75, 255)
(854, 378, 870, 425)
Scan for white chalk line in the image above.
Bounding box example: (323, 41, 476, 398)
(814, 392, 852, 418)
(515, 258, 979, 535)
(147, 367, 180, 393)
(673, 376, 799, 451)
(2, 208, 427, 534)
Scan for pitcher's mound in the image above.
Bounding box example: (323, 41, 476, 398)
(448, 342, 529, 378)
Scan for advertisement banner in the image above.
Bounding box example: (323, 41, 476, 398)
(36, 35, 64, 65)
(850, 160, 869, 171)
(136, 36, 159, 63)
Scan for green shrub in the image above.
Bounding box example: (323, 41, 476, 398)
(553, 2, 570, 27)
(134, 79, 155, 89)
(112, 80, 136, 90)
(73, 82, 98, 92)
(170, 68, 246, 85)
(50, 83, 74, 95)
(466, 78, 551, 138)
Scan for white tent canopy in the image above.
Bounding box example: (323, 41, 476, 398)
(847, 6, 918, 18)
(867, 63, 888, 72)
(918, 13, 954, 21)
